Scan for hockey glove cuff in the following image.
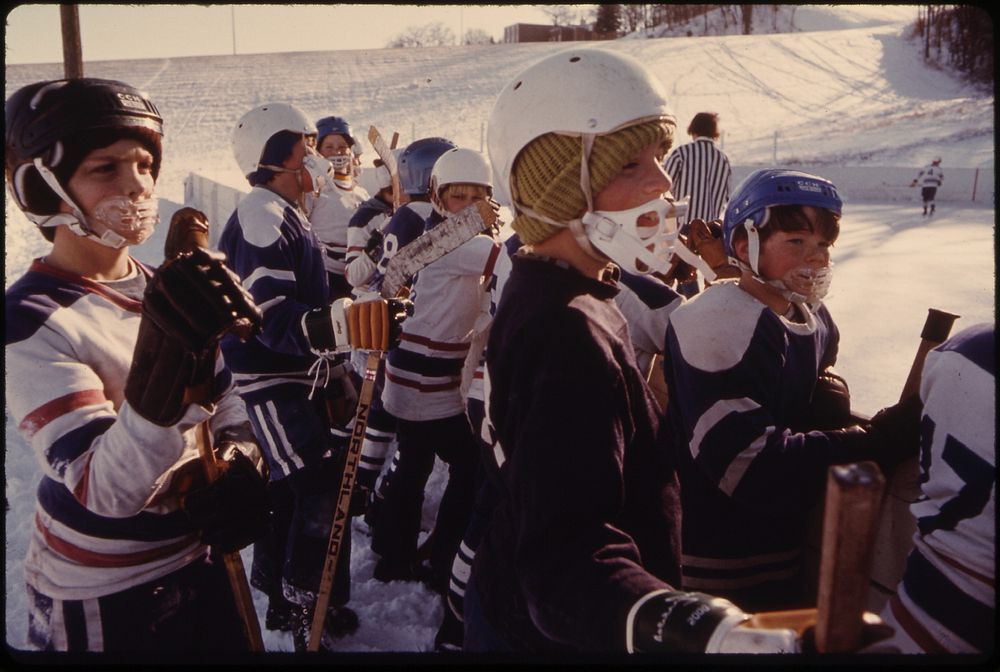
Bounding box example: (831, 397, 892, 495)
(866, 393, 923, 472)
(803, 368, 854, 431)
(303, 298, 354, 355)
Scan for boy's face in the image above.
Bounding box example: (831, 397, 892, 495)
(593, 143, 671, 239)
(441, 184, 488, 214)
(65, 138, 156, 216)
(756, 206, 833, 290)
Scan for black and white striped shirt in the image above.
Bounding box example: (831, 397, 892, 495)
(663, 136, 731, 228)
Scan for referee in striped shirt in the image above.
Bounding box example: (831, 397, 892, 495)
(663, 112, 732, 297)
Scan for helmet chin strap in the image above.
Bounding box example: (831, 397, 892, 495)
(572, 133, 612, 263)
(31, 158, 129, 249)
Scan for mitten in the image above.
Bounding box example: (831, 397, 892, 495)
(182, 450, 270, 553)
(364, 229, 385, 264)
(865, 394, 923, 472)
(124, 248, 262, 425)
(687, 219, 741, 281)
(804, 368, 853, 431)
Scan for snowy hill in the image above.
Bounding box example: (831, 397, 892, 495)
(3, 5, 995, 656)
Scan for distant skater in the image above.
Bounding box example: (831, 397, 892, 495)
(910, 157, 943, 217)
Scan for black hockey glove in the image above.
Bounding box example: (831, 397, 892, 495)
(363, 229, 385, 264)
(802, 368, 854, 431)
(214, 422, 268, 481)
(125, 248, 262, 425)
(864, 393, 923, 473)
(182, 449, 270, 553)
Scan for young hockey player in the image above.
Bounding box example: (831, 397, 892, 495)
(5, 78, 267, 653)
(465, 49, 847, 654)
(877, 322, 994, 654)
(910, 157, 944, 216)
(342, 156, 402, 502)
(663, 168, 923, 612)
(362, 136, 456, 530)
(663, 111, 732, 297)
(305, 116, 370, 299)
(218, 102, 361, 650)
(374, 148, 504, 595)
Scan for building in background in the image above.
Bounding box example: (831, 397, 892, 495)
(503, 23, 614, 43)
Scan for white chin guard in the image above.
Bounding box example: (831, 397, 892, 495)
(768, 264, 834, 304)
(581, 197, 687, 275)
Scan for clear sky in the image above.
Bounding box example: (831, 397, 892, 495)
(5, 4, 596, 65)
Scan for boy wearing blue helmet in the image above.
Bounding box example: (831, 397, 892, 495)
(662, 168, 923, 612)
(305, 116, 370, 300)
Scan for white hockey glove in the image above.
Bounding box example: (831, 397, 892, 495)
(302, 295, 412, 355)
(627, 590, 798, 653)
(628, 591, 894, 654)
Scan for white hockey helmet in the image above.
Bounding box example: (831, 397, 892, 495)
(232, 102, 315, 178)
(488, 49, 674, 209)
(430, 148, 492, 196)
(487, 49, 679, 274)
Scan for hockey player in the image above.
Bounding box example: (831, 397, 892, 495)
(373, 147, 505, 595)
(909, 157, 944, 216)
(362, 136, 456, 528)
(305, 115, 371, 299)
(342, 156, 403, 502)
(465, 50, 857, 654)
(663, 168, 923, 612)
(877, 322, 994, 654)
(218, 102, 361, 650)
(5, 78, 267, 653)
(663, 111, 732, 297)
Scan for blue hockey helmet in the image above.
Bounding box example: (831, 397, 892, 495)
(315, 115, 355, 147)
(398, 137, 457, 197)
(723, 168, 842, 258)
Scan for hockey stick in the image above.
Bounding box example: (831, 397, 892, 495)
(814, 461, 885, 652)
(165, 208, 265, 652)
(369, 126, 402, 211)
(380, 199, 499, 299)
(868, 308, 959, 603)
(307, 301, 392, 651)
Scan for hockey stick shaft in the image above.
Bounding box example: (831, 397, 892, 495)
(167, 208, 265, 651)
(899, 308, 960, 402)
(195, 423, 265, 651)
(815, 461, 885, 652)
(308, 349, 383, 651)
(869, 307, 959, 602)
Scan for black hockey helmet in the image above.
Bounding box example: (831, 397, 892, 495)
(5, 78, 164, 223)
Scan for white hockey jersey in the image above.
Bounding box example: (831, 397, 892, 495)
(305, 177, 370, 275)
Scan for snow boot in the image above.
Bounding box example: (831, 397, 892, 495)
(291, 604, 360, 651)
(372, 556, 434, 585)
(433, 605, 465, 652)
(264, 595, 299, 632)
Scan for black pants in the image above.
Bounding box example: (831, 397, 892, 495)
(27, 553, 250, 653)
(371, 412, 478, 583)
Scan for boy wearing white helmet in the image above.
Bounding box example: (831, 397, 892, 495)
(662, 168, 922, 612)
(218, 102, 362, 649)
(465, 49, 855, 655)
(372, 148, 509, 598)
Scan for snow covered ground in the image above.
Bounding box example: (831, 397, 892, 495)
(4, 4, 994, 655)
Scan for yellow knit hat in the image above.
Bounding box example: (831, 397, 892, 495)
(510, 119, 674, 245)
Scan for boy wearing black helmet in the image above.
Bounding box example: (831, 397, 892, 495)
(5, 78, 266, 653)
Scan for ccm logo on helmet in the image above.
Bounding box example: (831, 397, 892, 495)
(116, 92, 148, 111)
(795, 180, 824, 194)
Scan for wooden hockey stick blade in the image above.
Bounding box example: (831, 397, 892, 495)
(380, 200, 498, 298)
(369, 126, 402, 210)
(815, 461, 885, 653)
(308, 350, 383, 651)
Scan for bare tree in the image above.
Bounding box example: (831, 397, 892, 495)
(541, 5, 576, 26)
(387, 22, 456, 48)
(463, 27, 494, 45)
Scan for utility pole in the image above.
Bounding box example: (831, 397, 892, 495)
(231, 6, 237, 55)
(60, 5, 84, 78)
